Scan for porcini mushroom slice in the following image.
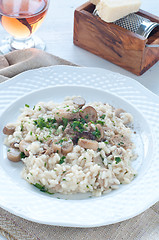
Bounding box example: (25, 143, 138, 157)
(115, 108, 125, 118)
(3, 125, 15, 135)
(110, 135, 132, 149)
(10, 142, 19, 149)
(7, 148, 21, 162)
(19, 140, 30, 157)
(52, 142, 62, 154)
(73, 97, 86, 108)
(78, 138, 98, 151)
(96, 124, 104, 141)
(55, 109, 79, 122)
(61, 139, 73, 155)
(80, 106, 98, 122)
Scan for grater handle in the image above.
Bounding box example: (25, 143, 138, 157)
(136, 21, 159, 38)
(146, 44, 159, 48)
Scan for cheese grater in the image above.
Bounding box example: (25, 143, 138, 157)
(93, 9, 159, 47)
(74, 3, 159, 75)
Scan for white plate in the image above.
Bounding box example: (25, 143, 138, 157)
(0, 66, 159, 227)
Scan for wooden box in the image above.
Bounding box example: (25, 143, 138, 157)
(73, 2, 159, 75)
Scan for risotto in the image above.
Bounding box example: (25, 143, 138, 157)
(3, 96, 137, 196)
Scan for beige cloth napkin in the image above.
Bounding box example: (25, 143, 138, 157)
(0, 49, 158, 240)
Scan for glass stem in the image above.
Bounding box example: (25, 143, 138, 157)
(10, 36, 35, 50)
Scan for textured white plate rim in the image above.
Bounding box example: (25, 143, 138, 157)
(0, 65, 159, 101)
(0, 65, 159, 227)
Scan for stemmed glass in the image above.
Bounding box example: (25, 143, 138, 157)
(0, 0, 49, 53)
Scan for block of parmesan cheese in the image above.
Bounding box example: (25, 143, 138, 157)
(96, 0, 141, 23)
(90, 0, 100, 5)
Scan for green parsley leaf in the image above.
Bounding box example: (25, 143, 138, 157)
(25, 104, 30, 108)
(100, 154, 104, 161)
(92, 127, 101, 139)
(62, 118, 68, 131)
(59, 156, 66, 164)
(96, 120, 105, 126)
(20, 152, 26, 159)
(85, 114, 89, 119)
(71, 121, 86, 133)
(97, 148, 102, 152)
(115, 157, 121, 164)
(100, 114, 106, 119)
(33, 183, 54, 194)
(20, 123, 24, 131)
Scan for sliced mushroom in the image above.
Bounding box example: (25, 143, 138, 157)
(45, 147, 54, 156)
(10, 142, 19, 149)
(19, 140, 30, 157)
(73, 97, 86, 108)
(78, 138, 98, 151)
(7, 148, 21, 162)
(80, 106, 97, 122)
(3, 125, 15, 135)
(64, 123, 80, 144)
(115, 108, 125, 118)
(110, 135, 132, 149)
(61, 139, 73, 155)
(80, 131, 96, 140)
(52, 142, 62, 154)
(94, 156, 105, 167)
(96, 124, 104, 141)
(54, 109, 80, 122)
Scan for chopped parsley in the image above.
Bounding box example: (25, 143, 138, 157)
(44, 162, 47, 167)
(62, 117, 68, 131)
(96, 120, 105, 126)
(59, 156, 66, 164)
(30, 131, 32, 136)
(115, 157, 121, 164)
(71, 121, 86, 133)
(34, 117, 56, 129)
(20, 152, 26, 159)
(92, 127, 101, 139)
(100, 114, 106, 119)
(85, 114, 89, 119)
(7, 149, 10, 152)
(25, 104, 30, 108)
(104, 141, 109, 144)
(97, 148, 102, 152)
(80, 118, 86, 124)
(100, 154, 104, 161)
(57, 137, 68, 144)
(20, 123, 24, 131)
(38, 106, 41, 111)
(34, 183, 54, 194)
(33, 105, 35, 110)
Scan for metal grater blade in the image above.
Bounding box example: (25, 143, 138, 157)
(114, 13, 149, 33)
(93, 9, 159, 39)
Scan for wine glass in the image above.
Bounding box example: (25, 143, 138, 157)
(0, 0, 49, 53)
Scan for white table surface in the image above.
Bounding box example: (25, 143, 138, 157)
(0, 0, 158, 239)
